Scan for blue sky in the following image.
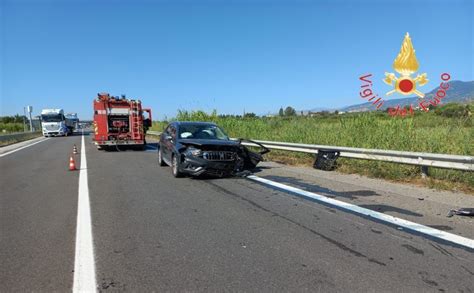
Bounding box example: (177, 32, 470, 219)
(1, 0, 472, 120)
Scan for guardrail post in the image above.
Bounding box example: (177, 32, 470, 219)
(421, 166, 429, 179)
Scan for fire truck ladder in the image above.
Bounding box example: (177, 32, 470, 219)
(130, 101, 141, 140)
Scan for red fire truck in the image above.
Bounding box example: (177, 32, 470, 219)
(93, 93, 152, 150)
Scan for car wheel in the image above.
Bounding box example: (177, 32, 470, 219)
(158, 147, 167, 166)
(171, 154, 183, 178)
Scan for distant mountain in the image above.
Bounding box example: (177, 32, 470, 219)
(268, 107, 335, 116)
(308, 106, 335, 112)
(340, 80, 473, 112)
(300, 107, 335, 115)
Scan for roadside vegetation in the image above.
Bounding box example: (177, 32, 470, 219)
(151, 103, 473, 193)
(0, 123, 24, 133)
(0, 115, 30, 133)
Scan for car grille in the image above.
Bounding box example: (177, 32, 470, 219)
(202, 151, 236, 161)
(45, 125, 59, 131)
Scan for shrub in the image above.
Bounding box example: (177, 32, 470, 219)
(434, 103, 471, 118)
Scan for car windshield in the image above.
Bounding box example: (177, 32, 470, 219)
(41, 114, 64, 122)
(178, 124, 229, 140)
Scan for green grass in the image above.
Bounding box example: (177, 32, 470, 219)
(0, 122, 25, 133)
(152, 108, 473, 192)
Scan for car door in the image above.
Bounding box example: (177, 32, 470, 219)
(160, 125, 171, 163)
(161, 124, 176, 163)
(166, 125, 177, 161)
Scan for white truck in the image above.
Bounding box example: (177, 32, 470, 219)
(40, 109, 69, 137)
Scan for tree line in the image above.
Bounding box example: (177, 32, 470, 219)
(278, 106, 297, 116)
(0, 115, 29, 124)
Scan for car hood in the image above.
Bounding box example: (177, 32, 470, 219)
(178, 139, 240, 147)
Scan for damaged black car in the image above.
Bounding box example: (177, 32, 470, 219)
(158, 121, 269, 177)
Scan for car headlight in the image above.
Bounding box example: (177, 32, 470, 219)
(185, 147, 202, 157)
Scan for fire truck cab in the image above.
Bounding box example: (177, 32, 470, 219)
(93, 93, 152, 150)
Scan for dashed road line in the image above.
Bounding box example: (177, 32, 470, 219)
(73, 133, 97, 292)
(247, 175, 474, 250)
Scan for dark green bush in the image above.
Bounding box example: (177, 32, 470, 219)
(434, 103, 471, 118)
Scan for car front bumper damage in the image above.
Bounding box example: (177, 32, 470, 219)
(181, 155, 238, 177)
(178, 139, 270, 177)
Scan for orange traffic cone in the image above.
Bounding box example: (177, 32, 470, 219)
(73, 145, 78, 154)
(69, 155, 77, 171)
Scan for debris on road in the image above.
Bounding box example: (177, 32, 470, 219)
(446, 208, 474, 217)
(313, 150, 340, 171)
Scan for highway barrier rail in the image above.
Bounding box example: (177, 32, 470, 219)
(146, 131, 473, 172)
(0, 132, 42, 146)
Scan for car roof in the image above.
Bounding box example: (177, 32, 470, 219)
(173, 121, 217, 126)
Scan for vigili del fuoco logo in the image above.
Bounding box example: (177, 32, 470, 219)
(359, 33, 451, 117)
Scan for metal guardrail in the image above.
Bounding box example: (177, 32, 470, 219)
(0, 132, 42, 144)
(146, 131, 473, 171)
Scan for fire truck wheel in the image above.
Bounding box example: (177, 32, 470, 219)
(158, 148, 166, 166)
(172, 154, 183, 178)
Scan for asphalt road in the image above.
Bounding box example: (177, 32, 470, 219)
(1, 132, 473, 292)
(1, 135, 81, 291)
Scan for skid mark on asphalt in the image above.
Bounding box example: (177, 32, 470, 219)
(73, 132, 97, 292)
(0, 137, 50, 157)
(246, 175, 474, 251)
(203, 180, 387, 267)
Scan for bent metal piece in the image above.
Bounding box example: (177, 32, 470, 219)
(447, 208, 474, 218)
(237, 139, 270, 171)
(238, 138, 270, 155)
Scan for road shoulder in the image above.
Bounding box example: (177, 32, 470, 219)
(0, 136, 47, 155)
(254, 161, 474, 239)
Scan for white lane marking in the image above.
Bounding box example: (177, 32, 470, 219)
(73, 133, 97, 292)
(0, 137, 50, 158)
(247, 175, 474, 250)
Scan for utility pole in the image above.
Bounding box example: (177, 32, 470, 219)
(23, 107, 27, 132)
(27, 106, 33, 132)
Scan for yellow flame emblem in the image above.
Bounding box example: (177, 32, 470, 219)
(383, 33, 428, 98)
